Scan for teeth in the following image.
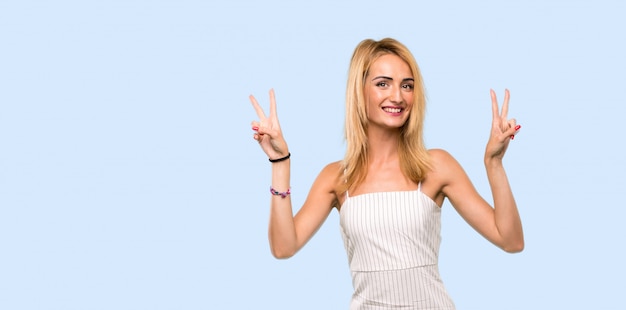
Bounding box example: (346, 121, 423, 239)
(383, 107, 402, 113)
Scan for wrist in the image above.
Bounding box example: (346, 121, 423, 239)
(269, 152, 291, 163)
(484, 156, 504, 169)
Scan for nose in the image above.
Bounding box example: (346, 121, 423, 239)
(389, 85, 403, 104)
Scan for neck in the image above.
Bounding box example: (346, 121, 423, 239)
(366, 127, 402, 163)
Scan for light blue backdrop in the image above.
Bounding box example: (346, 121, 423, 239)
(1, 0, 624, 309)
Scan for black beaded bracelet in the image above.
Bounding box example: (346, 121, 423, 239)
(269, 152, 291, 163)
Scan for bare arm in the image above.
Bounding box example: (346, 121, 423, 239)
(484, 89, 524, 252)
(484, 157, 523, 252)
(267, 161, 339, 258)
(439, 89, 523, 253)
(249, 90, 338, 258)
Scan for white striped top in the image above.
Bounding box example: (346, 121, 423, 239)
(339, 185, 455, 309)
(340, 186, 442, 271)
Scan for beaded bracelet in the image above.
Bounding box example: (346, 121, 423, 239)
(270, 186, 291, 198)
(269, 152, 291, 163)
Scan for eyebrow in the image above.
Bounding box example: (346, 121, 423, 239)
(371, 75, 414, 82)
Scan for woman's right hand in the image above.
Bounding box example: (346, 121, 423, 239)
(249, 89, 289, 160)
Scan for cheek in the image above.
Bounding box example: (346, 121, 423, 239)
(405, 102, 414, 119)
(404, 94, 415, 112)
(404, 92, 414, 103)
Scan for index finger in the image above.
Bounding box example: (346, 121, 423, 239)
(501, 89, 510, 119)
(249, 94, 267, 120)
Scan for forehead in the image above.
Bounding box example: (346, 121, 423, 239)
(369, 53, 412, 76)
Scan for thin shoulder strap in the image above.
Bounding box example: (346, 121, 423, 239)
(344, 168, 349, 198)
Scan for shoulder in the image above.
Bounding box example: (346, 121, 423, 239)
(311, 160, 344, 208)
(427, 148, 456, 166)
(423, 149, 467, 203)
(309, 161, 344, 188)
(317, 160, 344, 182)
(426, 148, 465, 182)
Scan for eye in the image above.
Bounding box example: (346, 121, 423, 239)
(376, 81, 388, 87)
(402, 83, 414, 90)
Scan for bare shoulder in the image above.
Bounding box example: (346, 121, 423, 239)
(318, 160, 343, 180)
(311, 161, 344, 208)
(424, 149, 465, 202)
(311, 160, 344, 195)
(427, 148, 455, 164)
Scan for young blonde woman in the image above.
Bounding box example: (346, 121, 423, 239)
(249, 38, 523, 309)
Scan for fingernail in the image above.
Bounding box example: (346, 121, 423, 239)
(510, 135, 515, 140)
(252, 126, 259, 131)
(515, 125, 521, 131)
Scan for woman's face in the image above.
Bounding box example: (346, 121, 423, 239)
(364, 53, 414, 131)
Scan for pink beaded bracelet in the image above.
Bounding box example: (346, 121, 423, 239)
(270, 186, 291, 198)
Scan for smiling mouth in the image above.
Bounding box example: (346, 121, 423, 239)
(382, 107, 402, 113)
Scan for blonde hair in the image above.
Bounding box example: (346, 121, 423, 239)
(341, 38, 431, 193)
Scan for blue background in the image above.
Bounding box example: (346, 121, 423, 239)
(1, 0, 624, 309)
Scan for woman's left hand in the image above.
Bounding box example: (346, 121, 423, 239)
(485, 89, 520, 161)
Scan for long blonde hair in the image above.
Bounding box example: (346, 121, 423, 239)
(341, 38, 431, 193)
